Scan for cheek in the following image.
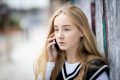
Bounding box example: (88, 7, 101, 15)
(66, 33, 80, 44)
(54, 34, 59, 43)
(55, 33, 57, 39)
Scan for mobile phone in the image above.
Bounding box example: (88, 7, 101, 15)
(54, 39, 63, 54)
(54, 39, 59, 49)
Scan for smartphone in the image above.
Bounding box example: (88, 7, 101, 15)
(55, 39, 63, 54)
(54, 39, 59, 49)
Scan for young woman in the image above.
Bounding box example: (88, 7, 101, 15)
(34, 4, 109, 80)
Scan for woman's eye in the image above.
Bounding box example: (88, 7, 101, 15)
(64, 28, 70, 31)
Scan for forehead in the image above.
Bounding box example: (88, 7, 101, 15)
(54, 13, 73, 27)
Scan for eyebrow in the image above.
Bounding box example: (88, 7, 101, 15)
(54, 25, 71, 28)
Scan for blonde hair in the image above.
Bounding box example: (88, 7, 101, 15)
(34, 4, 106, 80)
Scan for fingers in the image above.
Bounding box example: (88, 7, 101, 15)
(47, 33, 56, 48)
(47, 33, 57, 62)
(47, 37, 56, 43)
(49, 33, 55, 38)
(47, 33, 56, 43)
(47, 40, 56, 48)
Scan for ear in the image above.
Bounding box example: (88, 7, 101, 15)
(80, 32, 84, 37)
(79, 28, 84, 37)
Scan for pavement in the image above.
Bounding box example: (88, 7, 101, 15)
(0, 24, 48, 80)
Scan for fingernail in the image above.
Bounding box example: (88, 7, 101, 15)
(54, 40, 56, 42)
(52, 45, 55, 48)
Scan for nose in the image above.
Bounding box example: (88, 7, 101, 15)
(57, 30, 64, 39)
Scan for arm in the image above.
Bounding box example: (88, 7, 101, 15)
(38, 62, 55, 80)
(45, 62, 55, 80)
(96, 71, 109, 80)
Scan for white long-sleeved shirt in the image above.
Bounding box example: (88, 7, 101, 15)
(38, 61, 109, 80)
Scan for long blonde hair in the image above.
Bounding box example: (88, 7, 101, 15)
(34, 4, 107, 80)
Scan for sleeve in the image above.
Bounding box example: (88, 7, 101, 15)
(38, 62, 55, 80)
(45, 62, 55, 80)
(86, 59, 109, 80)
(96, 71, 109, 80)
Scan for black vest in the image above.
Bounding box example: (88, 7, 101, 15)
(56, 62, 81, 80)
(55, 59, 109, 80)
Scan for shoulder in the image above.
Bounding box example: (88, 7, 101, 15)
(86, 58, 109, 80)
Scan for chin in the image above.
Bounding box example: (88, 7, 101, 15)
(59, 47, 70, 51)
(59, 46, 67, 50)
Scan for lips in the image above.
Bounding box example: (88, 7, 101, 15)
(58, 42, 65, 45)
(59, 41, 64, 43)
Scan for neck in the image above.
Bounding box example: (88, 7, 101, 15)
(65, 49, 80, 64)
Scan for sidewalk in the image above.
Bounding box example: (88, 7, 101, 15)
(0, 25, 48, 80)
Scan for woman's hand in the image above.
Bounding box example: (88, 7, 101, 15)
(47, 33, 57, 62)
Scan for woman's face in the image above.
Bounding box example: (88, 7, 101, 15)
(54, 13, 83, 52)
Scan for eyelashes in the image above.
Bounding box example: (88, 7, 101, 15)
(64, 28, 70, 31)
(54, 28, 71, 32)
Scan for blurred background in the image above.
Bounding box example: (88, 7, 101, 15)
(0, 0, 120, 80)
